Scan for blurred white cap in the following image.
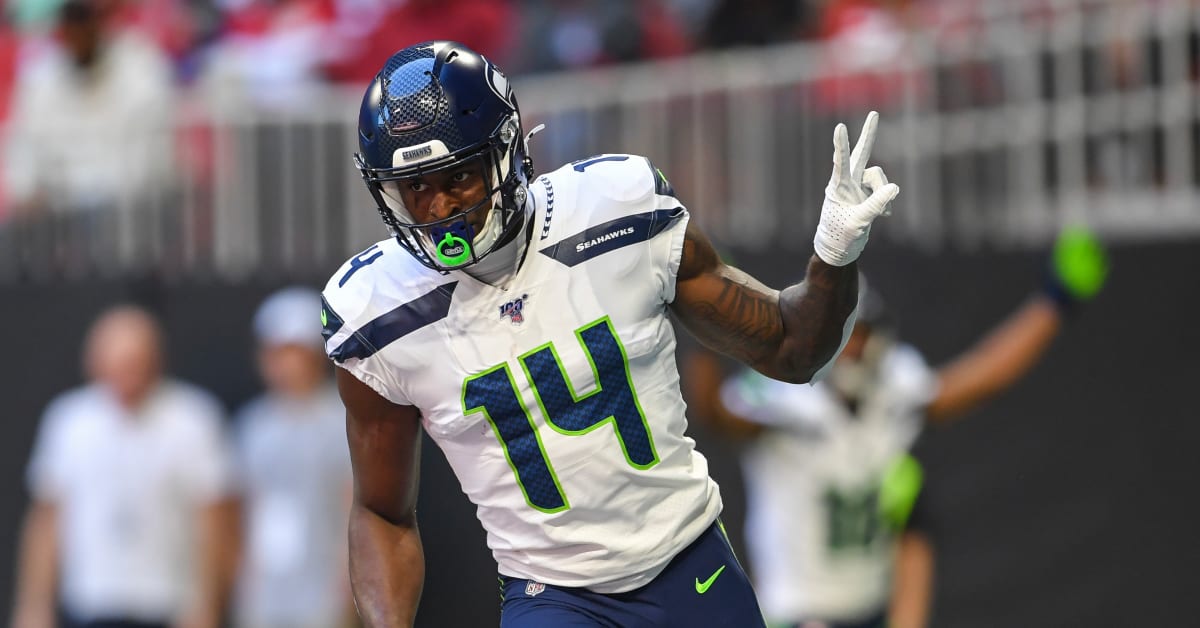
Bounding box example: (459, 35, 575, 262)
(253, 286, 323, 349)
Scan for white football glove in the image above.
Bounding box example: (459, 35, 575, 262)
(813, 111, 900, 267)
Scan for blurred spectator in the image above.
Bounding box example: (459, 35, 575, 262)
(515, 0, 688, 74)
(2, 0, 176, 216)
(321, 0, 515, 86)
(199, 0, 336, 109)
(814, 0, 919, 112)
(0, 13, 24, 219)
(700, 0, 818, 49)
(231, 287, 354, 628)
(685, 229, 1109, 628)
(10, 305, 234, 628)
(114, 0, 224, 82)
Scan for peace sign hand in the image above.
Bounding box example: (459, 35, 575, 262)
(813, 111, 900, 267)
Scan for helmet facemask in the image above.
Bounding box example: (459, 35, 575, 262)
(356, 113, 529, 272)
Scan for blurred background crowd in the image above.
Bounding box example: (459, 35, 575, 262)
(0, 0, 1193, 279)
(0, 0, 979, 230)
(0, 0, 1197, 627)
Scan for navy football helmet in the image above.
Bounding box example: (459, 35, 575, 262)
(354, 41, 535, 271)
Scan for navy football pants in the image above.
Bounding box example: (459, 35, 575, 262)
(499, 521, 766, 627)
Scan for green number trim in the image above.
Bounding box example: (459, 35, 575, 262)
(463, 363, 570, 513)
(517, 316, 660, 470)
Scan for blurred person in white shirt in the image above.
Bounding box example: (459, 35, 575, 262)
(11, 305, 235, 628)
(230, 287, 355, 628)
(3, 0, 175, 216)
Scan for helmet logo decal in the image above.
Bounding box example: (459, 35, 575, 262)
(483, 58, 515, 109)
(432, 222, 474, 266)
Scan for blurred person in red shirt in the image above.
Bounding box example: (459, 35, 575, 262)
(814, 0, 922, 113)
(322, 0, 515, 86)
(0, 13, 22, 222)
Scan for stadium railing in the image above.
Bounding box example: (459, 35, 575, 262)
(0, 0, 1195, 281)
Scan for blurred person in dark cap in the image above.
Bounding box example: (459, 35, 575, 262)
(229, 287, 355, 628)
(11, 305, 235, 628)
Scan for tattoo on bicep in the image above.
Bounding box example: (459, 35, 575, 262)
(684, 270, 783, 361)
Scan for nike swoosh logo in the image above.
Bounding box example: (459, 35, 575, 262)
(695, 565, 726, 594)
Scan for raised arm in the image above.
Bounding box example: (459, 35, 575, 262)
(337, 368, 425, 628)
(924, 228, 1109, 424)
(670, 112, 899, 383)
(924, 296, 1062, 423)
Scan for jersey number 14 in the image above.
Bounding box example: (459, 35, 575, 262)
(462, 317, 659, 513)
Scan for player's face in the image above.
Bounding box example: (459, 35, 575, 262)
(395, 161, 491, 235)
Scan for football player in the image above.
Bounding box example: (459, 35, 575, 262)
(319, 41, 899, 627)
(687, 230, 1108, 628)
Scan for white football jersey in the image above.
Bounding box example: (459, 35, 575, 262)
(721, 343, 936, 623)
(322, 154, 721, 593)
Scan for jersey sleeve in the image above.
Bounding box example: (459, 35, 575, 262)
(538, 155, 688, 305)
(320, 249, 416, 407)
(581, 155, 690, 303)
(175, 385, 236, 504)
(25, 393, 74, 501)
(638, 159, 690, 304)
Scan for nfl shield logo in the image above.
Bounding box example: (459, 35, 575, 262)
(524, 581, 545, 597)
(499, 294, 529, 325)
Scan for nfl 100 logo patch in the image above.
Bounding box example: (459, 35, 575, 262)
(524, 581, 545, 597)
(499, 294, 530, 325)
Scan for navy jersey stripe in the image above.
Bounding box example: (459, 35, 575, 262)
(329, 282, 459, 363)
(538, 208, 685, 267)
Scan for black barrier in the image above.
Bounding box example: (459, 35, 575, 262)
(0, 239, 1197, 626)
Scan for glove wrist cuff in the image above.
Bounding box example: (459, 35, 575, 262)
(813, 235, 857, 267)
(1041, 270, 1080, 317)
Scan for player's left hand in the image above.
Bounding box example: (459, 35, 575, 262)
(813, 111, 900, 267)
(1044, 226, 1109, 312)
(1052, 226, 1108, 300)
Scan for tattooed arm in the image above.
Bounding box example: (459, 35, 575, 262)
(669, 221, 858, 384)
(669, 112, 900, 382)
